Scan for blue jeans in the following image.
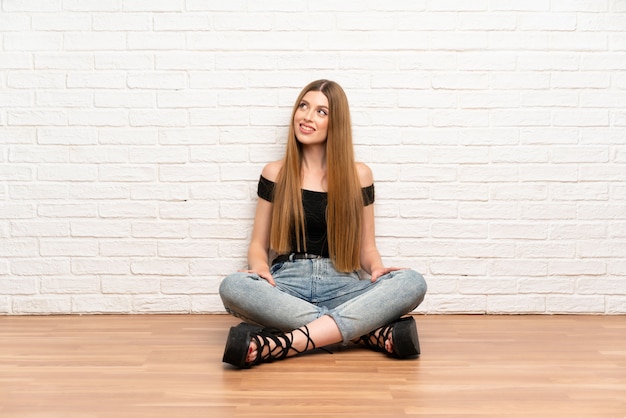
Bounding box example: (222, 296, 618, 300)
(219, 258, 427, 344)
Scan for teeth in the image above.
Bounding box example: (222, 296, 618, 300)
(301, 124, 314, 132)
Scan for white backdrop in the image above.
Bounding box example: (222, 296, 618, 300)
(1, 0, 625, 314)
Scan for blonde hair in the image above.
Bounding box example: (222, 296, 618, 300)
(270, 80, 363, 272)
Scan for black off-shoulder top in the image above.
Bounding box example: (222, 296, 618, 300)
(257, 175, 375, 257)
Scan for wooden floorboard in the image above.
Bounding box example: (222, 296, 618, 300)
(0, 314, 625, 417)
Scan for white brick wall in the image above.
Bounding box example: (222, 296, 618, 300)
(1, 1, 625, 315)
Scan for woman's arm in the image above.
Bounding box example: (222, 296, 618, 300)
(357, 162, 404, 282)
(244, 161, 282, 286)
(246, 197, 275, 286)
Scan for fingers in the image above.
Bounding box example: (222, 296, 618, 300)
(370, 266, 407, 282)
(238, 269, 276, 287)
(260, 273, 276, 287)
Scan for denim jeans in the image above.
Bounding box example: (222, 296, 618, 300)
(219, 258, 427, 344)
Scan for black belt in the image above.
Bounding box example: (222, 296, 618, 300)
(272, 253, 324, 265)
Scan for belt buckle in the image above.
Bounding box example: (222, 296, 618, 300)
(288, 253, 295, 262)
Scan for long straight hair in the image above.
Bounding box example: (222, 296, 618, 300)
(270, 80, 363, 272)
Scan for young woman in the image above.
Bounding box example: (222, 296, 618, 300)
(219, 79, 427, 368)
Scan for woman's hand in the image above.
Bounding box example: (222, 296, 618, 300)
(370, 266, 406, 283)
(239, 269, 276, 287)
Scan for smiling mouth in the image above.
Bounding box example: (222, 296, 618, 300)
(299, 124, 315, 133)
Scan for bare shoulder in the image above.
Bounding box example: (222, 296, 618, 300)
(261, 160, 283, 182)
(355, 162, 374, 187)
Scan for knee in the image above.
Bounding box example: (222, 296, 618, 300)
(218, 271, 249, 303)
(395, 269, 427, 301)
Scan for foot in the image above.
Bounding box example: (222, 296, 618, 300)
(222, 323, 316, 368)
(356, 327, 395, 354)
(245, 334, 288, 364)
(354, 316, 420, 359)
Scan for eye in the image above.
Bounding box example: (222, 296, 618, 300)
(318, 109, 328, 116)
(298, 102, 308, 110)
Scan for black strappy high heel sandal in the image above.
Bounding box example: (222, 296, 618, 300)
(356, 316, 420, 359)
(222, 322, 317, 368)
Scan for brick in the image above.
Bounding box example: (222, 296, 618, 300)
(67, 184, 130, 199)
(518, 277, 576, 294)
(160, 278, 214, 294)
(159, 202, 219, 220)
(64, 32, 126, 51)
(0, 53, 32, 70)
(99, 241, 156, 257)
(101, 277, 160, 294)
(607, 297, 626, 314)
(37, 127, 97, 145)
(123, 0, 183, 12)
(550, 183, 609, 201)
(131, 260, 188, 276)
(189, 259, 244, 277)
(0, 166, 33, 182)
(131, 222, 189, 238)
(0, 277, 38, 294)
(37, 164, 98, 181)
(551, 0, 608, 12)
(188, 222, 249, 239)
(0, 239, 39, 257)
(0, 14, 30, 30)
(549, 223, 607, 240)
(430, 259, 489, 276)
(11, 221, 69, 237)
(552, 72, 610, 89)
(63, 0, 120, 11)
(70, 147, 127, 164)
(431, 32, 488, 50)
(70, 221, 130, 238)
(127, 33, 185, 50)
(553, 110, 609, 127)
(546, 296, 605, 313)
(4, 33, 62, 51)
(10, 258, 70, 276)
(92, 14, 151, 30)
(487, 296, 546, 314)
(521, 128, 578, 145)
(157, 241, 219, 258)
(458, 277, 516, 295)
(36, 91, 93, 108)
(95, 53, 153, 70)
(38, 203, 97, 218)
(13, 297, 72, 314)
(100, 128, 157, 145)
(8, 110, 67, 126)
(0, 91, 32, 107)
(71, 259, 130, 275)
(32, 14, 91, 30)
(549, 260, 606, 275)
(68, 110, 127, 127)
(154, 14, 210, 31)
(39, 239, 98, 257)
(426, 295, 487, 314)
(72, 296, 133, 314)
(98, 202, 157, 219)
(41, 277, 100, 294)
(130, 184, 188, 200)
(8, 73, 66, 89)
(133, 296, 190, 313)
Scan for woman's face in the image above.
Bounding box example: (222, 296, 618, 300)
(293, 90, 329, 146)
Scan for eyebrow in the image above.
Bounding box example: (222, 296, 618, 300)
(301, 99, 329, 110)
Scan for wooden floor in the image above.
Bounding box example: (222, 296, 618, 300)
(0, 315, 625, 418)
